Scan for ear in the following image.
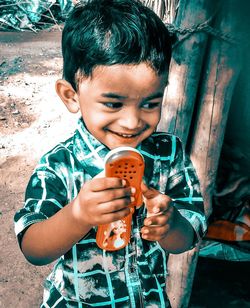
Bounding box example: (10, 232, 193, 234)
(55, 79, 80, 113)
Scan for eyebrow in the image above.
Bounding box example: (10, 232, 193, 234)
(101, 92, 164, 100)
(145, 92, 164, 100)
(101, 93, 128, 99)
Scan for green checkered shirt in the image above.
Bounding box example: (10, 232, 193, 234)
(14, 118, 207, 307)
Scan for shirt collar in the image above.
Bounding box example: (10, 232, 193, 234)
(72, 118, 155, 180)
(73, 118, 109, 177)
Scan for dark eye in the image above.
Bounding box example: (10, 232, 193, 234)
(103, 102, 123, 109)
(141, 102, 161, 109)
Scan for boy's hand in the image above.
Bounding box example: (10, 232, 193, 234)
(73, 173, 135, 228)
(140, 182, 177, 242)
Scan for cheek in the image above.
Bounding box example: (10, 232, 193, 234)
(81, 106, 103, 122)
(83, 111, 112, 130)
(146, 110, 161, 126)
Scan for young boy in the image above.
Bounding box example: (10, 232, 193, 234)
(14, 0, 207, 307)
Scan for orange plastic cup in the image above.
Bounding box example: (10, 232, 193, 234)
(96, 147, 144, 251)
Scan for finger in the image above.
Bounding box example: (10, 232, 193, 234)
(147, 194, 173, 215)
(90, 177, 126, 192)
(146, 202, 174, 219)
(98, 193, 134, 213)
(141, 181, 159, 199)
(100, 210, 131, 225)
(92, 208, 131, 225)
(144, 213, 169, 227)
(98, 200, 131, 222)
(141, 225, 169, 241)
(92, 186, 134, 204)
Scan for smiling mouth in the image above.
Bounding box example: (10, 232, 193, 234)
(108, 130, 141, 139)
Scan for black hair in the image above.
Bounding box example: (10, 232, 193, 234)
(62, 0, 172, 90)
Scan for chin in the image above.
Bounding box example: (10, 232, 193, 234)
(106, 140, 139, 150)
(104, 131, 151, 149)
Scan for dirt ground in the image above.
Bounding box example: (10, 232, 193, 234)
(0, 29, 78, 307)
(0, 29, 249, 308)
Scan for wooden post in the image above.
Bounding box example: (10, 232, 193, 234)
(157, 0, 243, 307)
(157, 1, 219, 307)
(158, 0, 220, 146)
(189, 1, 242, 218)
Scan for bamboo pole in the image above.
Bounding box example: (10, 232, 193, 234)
(158, 1, 243, 307)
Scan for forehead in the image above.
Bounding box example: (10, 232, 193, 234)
(78, 63, 168, 98)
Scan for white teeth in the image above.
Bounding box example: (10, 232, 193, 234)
(118, 133, 134, 138)
(109, 130, 138, 138)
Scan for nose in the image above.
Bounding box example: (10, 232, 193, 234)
(118, 107, 142, 130)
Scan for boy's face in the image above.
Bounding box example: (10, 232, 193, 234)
(77, 63, 167, 149)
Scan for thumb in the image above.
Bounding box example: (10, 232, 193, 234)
(141, 181, 161, 215)
(141, 181, 159, 199)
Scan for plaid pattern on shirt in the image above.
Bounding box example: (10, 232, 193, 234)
(14, 118, 207, 307)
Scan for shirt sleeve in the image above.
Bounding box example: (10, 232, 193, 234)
(166, 136, 207, 247)
(14, 163, 68, 245)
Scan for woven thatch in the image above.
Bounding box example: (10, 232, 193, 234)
(141, 0, 179, 22)
(0, 0, 178, 31)
(0, 0, 72, 31)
